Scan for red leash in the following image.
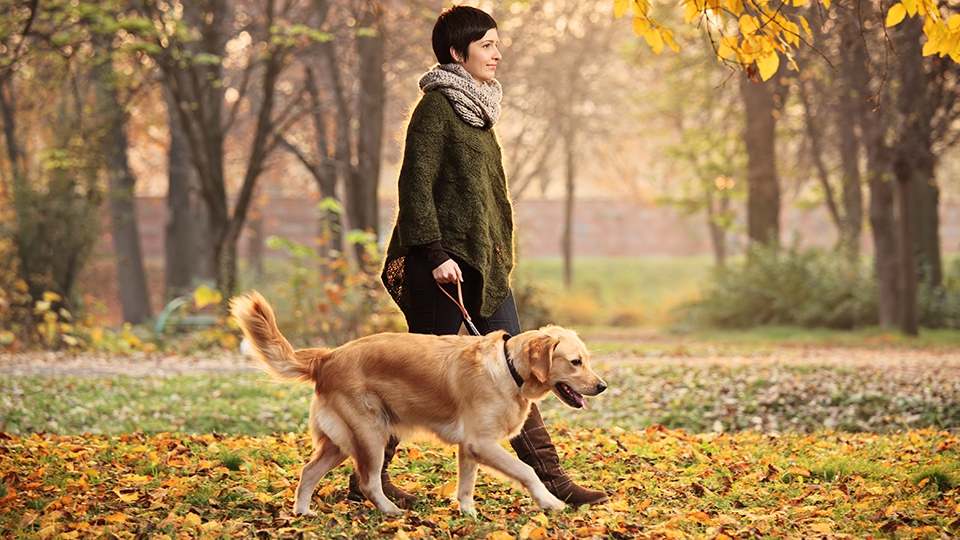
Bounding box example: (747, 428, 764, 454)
(436, 281, 481, 336)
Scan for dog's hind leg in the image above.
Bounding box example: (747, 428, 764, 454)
(352, 429, 403, 515)
(294, 435, 348, 516)
(466, 440, 565, 512)
(455, 445, 480, 516)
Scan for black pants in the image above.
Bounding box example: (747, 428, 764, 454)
(403, 254, 521, 336)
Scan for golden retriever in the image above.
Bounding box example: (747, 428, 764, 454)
(229, 291, 606, 516)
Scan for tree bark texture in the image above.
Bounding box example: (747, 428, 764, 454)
(893, 174, 919, 335)
(303, 66, 343, 262)
(913, 171, 942, 288)
(892, 16, 931, 336)
(562, 129, 575, 288)
(842, 2, 900, 329)
(246, 205, 264, 279)
(94, 57, 152, 324)
(0, 79, 23, 185)
(348, 6, 385, 248)
(220, 34, 283, 297)
(157, 0, 230, 299)
(163, 88, 198, 299)
(155, 0, 286, 301)
(836, 10, 865, 262)
(706, 188, 728, 267)
(739, 75, 780, 246)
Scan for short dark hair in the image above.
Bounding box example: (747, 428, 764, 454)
(431, 6, 497, 64)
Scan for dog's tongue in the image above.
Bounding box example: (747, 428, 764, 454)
(561, 383, 587, 409)
(577, 394, 587, 410)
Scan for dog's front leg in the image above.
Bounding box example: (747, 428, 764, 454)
(456, 444, 480, 516)
(295, 438, 348, 516)
(469, 441, 565, 512)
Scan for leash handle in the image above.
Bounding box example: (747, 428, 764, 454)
(436, 281, 481, 336)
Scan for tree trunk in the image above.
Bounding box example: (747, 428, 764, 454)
(161, 0, 231, 301)
(706, 188, 727, 267)
(844, 2, 899, 328)
(217, 25, 284, 299)
(892, 16, 930, 336)
(893, 174, 919, 335)
(247, 204, 264, 280)
(739, 74, 780, 246)
(94, 53, 152, 324)
(302, 66, 343, 262)
(348, 7, 385, 262)
(0, 79, 24, 186)
(562, 130, 575, 288)
(837, 97, 863, 262)
(868, 171, 900, 328)
(913, 164, 942, 289)
(798, 78, 843, 235)
(193, 194, 216, 282)
(164, 87, 198, 299)
(837, 10, 864, 263)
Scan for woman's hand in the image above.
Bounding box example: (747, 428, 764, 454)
(432, 259, 463, 284)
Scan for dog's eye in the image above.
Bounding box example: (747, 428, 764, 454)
(571, 359, 582, 366)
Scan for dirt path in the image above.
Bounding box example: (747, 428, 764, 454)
(3, 346, 959, 377)
(0, 351, 262, 378)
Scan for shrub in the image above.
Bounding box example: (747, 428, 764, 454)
(1, 173, 101, 350)
(681, 243, 878, 329)
(253, 231, 404, 347)
(918, 258, 960, 329)
(549, 291, 604, 327)
(513, 280, 556, 330)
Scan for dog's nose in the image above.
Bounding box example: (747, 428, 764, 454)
(596, 382, 607, 394)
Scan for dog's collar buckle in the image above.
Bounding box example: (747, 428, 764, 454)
(503, 333, 523, 388)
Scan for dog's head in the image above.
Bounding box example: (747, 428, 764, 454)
(507, 325, 606, 408)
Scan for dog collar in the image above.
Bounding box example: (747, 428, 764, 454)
(503, 333, 524, 388)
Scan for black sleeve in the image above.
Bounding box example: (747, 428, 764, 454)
(411, 241, 451, 269)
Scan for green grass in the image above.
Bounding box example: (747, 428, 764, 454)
(911, 463, 960, 492)
(4, 353, 959, 437)
(0, 373, 313, 435)
(513, 256, 714, 326)
(579, 325, 960, 356)
(512, 255, 960, 338)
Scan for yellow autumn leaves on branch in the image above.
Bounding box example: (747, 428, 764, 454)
(615, 0, 960, 80)
(887, 0, 960, 60)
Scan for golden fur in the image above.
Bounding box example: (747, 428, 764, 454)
(229, 291, 606, 516)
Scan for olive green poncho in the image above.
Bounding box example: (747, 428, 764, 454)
(381, 91, 515, 319)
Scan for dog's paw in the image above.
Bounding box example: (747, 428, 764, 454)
(293, 508, 317, 517)
(380, 505, 404, 516)
(458, 503, 477, 517)
(239, 338, 254, 356)
(537, 496, 566, 512)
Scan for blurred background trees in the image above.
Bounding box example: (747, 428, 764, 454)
(2, 0, 960, 349)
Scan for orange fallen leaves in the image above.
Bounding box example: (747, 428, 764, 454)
(0, 429, 958, 538)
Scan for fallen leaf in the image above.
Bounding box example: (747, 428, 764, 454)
(104, 513, 127, 524)
(182, 513, 202, 529)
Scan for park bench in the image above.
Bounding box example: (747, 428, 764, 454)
(154, 295, 220, 334)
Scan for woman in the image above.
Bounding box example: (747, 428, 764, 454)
(362, 5, 608, 508)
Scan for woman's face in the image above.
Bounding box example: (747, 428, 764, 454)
(453, 28, 501, 83)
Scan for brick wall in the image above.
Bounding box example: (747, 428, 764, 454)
(113, 197, 960, 261)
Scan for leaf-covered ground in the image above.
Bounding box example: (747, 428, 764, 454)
(1, 428, 959, 538)
(2, 345, 960, 538)
(3, 348, 959, 436)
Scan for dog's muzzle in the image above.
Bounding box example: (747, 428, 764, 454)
(553, 381, 606, 409)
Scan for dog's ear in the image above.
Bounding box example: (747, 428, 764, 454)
(526, 335, 560, 383)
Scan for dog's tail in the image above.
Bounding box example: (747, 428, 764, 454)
(229, 291, 319, 384)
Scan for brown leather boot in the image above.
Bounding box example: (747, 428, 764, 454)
(509, 404, 609, 506)
(347, 435, 416, 507)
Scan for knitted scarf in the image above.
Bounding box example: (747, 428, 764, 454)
(418, 63, 501, 128)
